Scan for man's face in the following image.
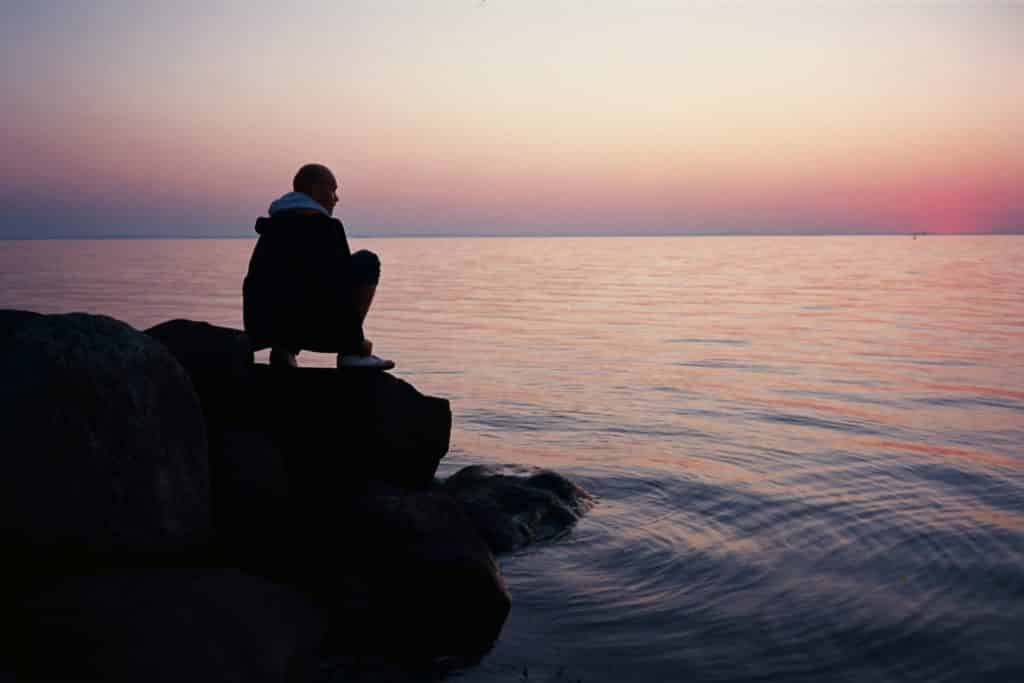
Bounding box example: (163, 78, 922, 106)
(311, 176, 339, 215)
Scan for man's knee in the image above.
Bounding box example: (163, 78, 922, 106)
(351, 249, 380, 286)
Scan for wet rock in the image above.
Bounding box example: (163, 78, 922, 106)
(5, 569, 325, 683)
(301, 484, 511, 656)
(444, 465, 595, 554)
(0, 312, 212, 563)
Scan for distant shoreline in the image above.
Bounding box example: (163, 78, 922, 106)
(2, 231, 1022, 241)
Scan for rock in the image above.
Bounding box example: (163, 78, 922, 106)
(251, 365, 451, 492)
(0, 312, 212, 564)
(144, 319, 254, 414)
(144, 320, 451, 494)
(299, 485, 511, 656)
(207, 428, 293, 571)
(0, 308, 42, 340)
(0, 311, 503, 666)
(4, 569, 326, 683)
(144, 320, 452, 571)
(444, 465, 595, 554)
(144, 320, 289, 556)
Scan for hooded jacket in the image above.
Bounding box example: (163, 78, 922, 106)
(242, 194, 364, 353)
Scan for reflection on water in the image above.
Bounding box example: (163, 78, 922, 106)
(2, 235, 1023, 681)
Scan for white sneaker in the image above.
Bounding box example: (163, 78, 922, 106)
(337, 353, 395, 371)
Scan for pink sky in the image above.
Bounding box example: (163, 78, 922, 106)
(1, 1, 1021, 237)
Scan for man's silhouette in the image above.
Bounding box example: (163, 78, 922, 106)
(243, 163, 393, 369)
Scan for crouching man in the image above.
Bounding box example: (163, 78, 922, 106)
(243, 163, 394, 370)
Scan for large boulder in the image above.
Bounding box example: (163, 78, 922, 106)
(144, 320, 290, 558)
(0, 311, 212, 564)
(143, 320, 453, 572)
(301, 485, 511, 656)
(0, 311, 503, 668)
(144, 320, 451, 494)
(0, 308, 41, 339)
(144, 319, 254, 416)
(444, 465, 595, 554)
(248, 365, 451, 493)
(4, 569, 326, 683)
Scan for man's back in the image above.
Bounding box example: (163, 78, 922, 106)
(242, 211, 363, 354)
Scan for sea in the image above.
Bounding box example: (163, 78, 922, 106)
(1, 235, 1022, 682)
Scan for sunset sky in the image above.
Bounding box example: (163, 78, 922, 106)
(1, 1, 1021, 238)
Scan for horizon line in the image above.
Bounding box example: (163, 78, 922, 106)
(2, 229, 1023, 241)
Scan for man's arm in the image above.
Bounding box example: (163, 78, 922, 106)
(308, 220, 366, 354)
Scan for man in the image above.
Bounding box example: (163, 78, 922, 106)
(243, 163, 394, 370)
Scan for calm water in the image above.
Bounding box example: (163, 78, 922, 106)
(2, 235, 1023, 682)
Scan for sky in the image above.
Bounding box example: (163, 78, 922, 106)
(1, 0, 1022, 238)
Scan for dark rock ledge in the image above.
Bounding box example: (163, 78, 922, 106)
(0, 311, 592, 682)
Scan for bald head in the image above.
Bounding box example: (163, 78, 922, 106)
(293, 163, 339, 215)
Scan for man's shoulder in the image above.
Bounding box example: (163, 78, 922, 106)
(257, 212, 343, 235)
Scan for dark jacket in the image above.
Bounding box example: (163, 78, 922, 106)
(242, 212, 364, 354)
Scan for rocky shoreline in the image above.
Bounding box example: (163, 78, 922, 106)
(0, 310, 592, 682)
